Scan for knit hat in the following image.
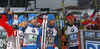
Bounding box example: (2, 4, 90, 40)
(28, 13, 37, 21)
(48, 14, 55, 22)
(18, 15, 27, 24)
(66, 15, 74, 21)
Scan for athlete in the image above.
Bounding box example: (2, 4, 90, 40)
(39, 14, 58, 49)
(21, 13, 40, 49)
(62, 14, 80, 49)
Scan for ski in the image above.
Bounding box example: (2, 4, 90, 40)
(41, 15, 45, 49)
(12, 14, 20, 49)
(44, 15, 48, 49)
(41, 15, 48, 49)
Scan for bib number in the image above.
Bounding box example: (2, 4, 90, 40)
(24, 34, 38, 45)
(68, 33, 78, 42)
(47, 37, 55, 43)
(29, 34, 37, 41)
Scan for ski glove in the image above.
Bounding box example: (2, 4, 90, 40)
(4, 6, 10, 15)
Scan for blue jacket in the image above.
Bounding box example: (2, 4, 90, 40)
(7, 15, 13, 26)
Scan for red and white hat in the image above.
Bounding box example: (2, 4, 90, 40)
(66, 15, 74, 21)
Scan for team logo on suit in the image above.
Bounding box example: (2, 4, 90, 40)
(31, 29, 35, 33)
(71, 28, 74, 32)
(46, 30, 53, 35)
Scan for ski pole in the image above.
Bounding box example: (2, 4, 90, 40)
(94, 0, 100, 30)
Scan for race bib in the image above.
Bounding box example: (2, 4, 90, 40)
(24, 34, 38, 45)
(68, 33, 78, 42)
(47, 36, 55, 43)
(29, 34, 37, 41)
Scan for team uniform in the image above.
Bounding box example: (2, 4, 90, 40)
(21, 26, 39, 49)
(65, 24, 79, 49)
(39, 14, 58, 49)
(39, 24, 58, 49)
(14, 15, 28, 49)
(22, 13, 40, 49)
(62, 15, 79, 49)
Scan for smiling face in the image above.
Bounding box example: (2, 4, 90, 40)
(19, 21, 27, 28)
(48, 19, 55, 27)
(30, 19, 37, 25)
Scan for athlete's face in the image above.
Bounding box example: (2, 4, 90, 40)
(21, 21, 27, 27)
(84, 14, 88, 19)
(67, 18, 74, 25)
(30, 19, 37, 26)
(48, 19, 55, 27)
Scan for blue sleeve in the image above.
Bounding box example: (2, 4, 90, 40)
(54, 34, 58, 47)
(7, 15, 13, 26)
(37, 27, 42, 48)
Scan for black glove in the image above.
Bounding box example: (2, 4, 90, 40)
(12, 25, 19, 30)
(4, 6, 10, 15)
(93, 9, 99, 14)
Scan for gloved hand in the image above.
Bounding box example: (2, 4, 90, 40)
(4, 6, 10, 15)
(4, 11, 7, 15)
(12, 25, 19, 30)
